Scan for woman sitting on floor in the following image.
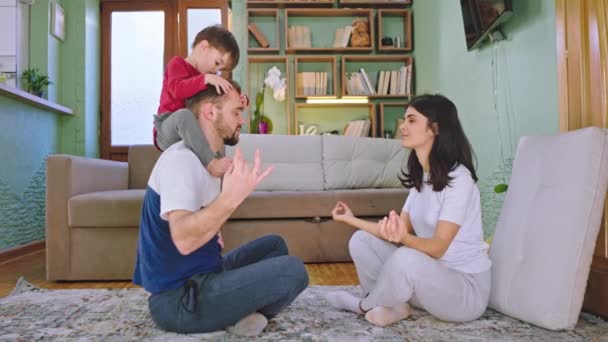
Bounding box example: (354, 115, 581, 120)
(327, 94, 491, 327)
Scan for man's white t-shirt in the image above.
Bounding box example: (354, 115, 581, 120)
(133, 141, 222, 293)
(402, 164, 491, 274)
(148, 141, 221, 220)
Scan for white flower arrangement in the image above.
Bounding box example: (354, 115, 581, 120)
(263, 66, 287, 102)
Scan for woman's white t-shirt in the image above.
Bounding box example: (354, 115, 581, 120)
(402, 164, 491, 274)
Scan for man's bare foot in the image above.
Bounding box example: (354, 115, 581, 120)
(226, 312, 268, 336)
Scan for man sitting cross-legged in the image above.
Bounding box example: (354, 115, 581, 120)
(133, 79, 309, 336)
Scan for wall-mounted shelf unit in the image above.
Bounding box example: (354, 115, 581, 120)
(245, 0, 413, 137)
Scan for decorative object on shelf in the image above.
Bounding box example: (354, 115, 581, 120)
(394, 35, 401, 48)
(321, 130, 339, 136)
(298, 124, 318, 135)
(350, 18, 370, 47)
(248, 23, 270, 48)
(264, 66, 286, 101)
(381, 36, 393, 46)
(251, 66, 286, 134)
(21, 68, 52, 98)
(251, 91, 272, 134)
(50, 1, 65, 41)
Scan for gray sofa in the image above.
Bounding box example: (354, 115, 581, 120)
(46, 134, 409, 280)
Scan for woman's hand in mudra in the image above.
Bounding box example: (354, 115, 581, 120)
(379, 210, 409, 244)
(332, 201, 354, 222)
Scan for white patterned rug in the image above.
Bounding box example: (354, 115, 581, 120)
(1, 278, 607, 341)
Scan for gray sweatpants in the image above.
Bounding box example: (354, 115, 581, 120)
(154, 108, 216, 167)
(350, 230, 491, 322)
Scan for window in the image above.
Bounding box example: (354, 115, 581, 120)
(100, 0, 228, 161)
(0, 0, 29, 89)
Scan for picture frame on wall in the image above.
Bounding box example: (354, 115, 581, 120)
(50, 1, 65, 41)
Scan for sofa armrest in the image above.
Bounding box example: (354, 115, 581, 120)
(46, 155, 128, 280)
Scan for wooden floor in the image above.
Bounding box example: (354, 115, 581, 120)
(0, 249, 359, 298)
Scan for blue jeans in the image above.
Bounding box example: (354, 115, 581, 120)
(148, 235, 309, 334)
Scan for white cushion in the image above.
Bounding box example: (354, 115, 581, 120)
(323, 135, 409, 190)
(489, 127, 608, 330)
(227, 134, 324, 191)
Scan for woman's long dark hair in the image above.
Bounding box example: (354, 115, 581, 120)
(399, 94, 478, 192)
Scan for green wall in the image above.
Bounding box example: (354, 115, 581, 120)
(0, 0, 100, 251)
(0, 97, 59, 249)
(413, 0, 559, 236)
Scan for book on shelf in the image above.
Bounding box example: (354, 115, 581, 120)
(359, 68, 376, 95)
(248, 23, 270, 48)
(289, 25, 312, 48)
(297, 72, 328, 96)
(371, 65, 413, 96)
(343, 119, 371, 137)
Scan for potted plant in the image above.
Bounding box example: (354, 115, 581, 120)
(251, 90, 273, 134)
(21, 68, 52, 98)
(251, 66, 286, 134)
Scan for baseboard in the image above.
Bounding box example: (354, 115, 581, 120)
(0, 240, 45, 264)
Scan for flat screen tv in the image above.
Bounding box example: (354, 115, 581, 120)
(460, 0, 513, 50)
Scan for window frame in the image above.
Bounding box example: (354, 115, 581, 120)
(100, 0, 228, 161)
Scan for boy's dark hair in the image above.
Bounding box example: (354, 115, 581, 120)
(192, 24, 240, 70)
(399, 94, 478, 192)
(185, 79, 242, 117)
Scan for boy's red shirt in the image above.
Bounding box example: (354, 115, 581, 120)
(157, 56, 207, 114)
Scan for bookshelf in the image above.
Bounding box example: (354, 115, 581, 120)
(245, 0, 413, 138)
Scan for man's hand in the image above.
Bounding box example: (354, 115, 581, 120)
(205, 74, 233, 94)
(331, 201, 354, 222)
(378, 210, 409, 244)
(221, 147, 274, 206)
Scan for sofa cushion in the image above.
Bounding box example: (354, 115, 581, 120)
(231, 188, 408, 219)
(128, 145, 161, 189)
(69, 190, 145, 227)
(323, 136, 408, 189)
(227, 134, 324, 191)
(489, 127, 608, 330)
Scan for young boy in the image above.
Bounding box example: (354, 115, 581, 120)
(154, 24, 247, 177)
